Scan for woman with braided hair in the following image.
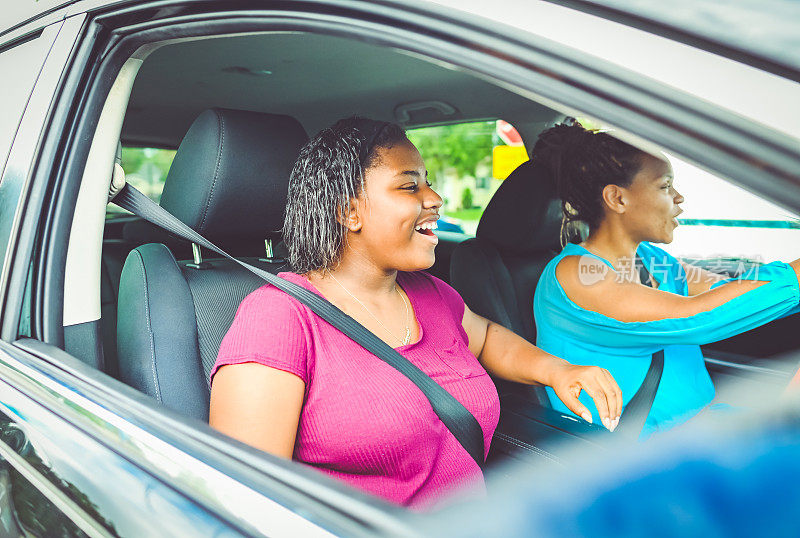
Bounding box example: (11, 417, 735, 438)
(533, 119, 800, 438)
(209, 117, 622, 509)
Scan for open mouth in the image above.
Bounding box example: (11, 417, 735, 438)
(414, 221, 438, 236)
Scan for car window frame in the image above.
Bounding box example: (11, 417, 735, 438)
(0, 18, 78, 342)
(6, 0, 800, 532)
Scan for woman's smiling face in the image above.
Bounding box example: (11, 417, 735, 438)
(347, 140, 443, 272)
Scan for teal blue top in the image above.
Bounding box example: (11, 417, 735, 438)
(534, 242, 800, 438)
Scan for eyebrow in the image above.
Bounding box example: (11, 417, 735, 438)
(395, 170, 429, 180)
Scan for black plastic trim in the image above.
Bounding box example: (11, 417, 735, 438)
(0, 28, 45, 54)
(0, 17, 81, 344)
(63, 319, 104, 369)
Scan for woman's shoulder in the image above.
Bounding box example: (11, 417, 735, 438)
(543, 243, 593, 268)
(214, 272, 314, 386)
(540, 244, 604, 289)
(552, 252, 614, 294)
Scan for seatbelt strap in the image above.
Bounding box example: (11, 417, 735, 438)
(615, 350, 664, 439)
(112, 184, 486, 467)
(612, 260, 666, 439)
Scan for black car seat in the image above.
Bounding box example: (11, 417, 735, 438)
(100, 216, 195, 377)
(449, 160, 562, 404)
(116, 108, 308, 421)
(103, 216, 269, 378)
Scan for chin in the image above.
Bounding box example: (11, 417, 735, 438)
(414, 255, 436, 271)
(398, 252, 436, 272)
(647, 224, 675, 244)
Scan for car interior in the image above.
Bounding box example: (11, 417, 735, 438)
(53, 26, 800, 494)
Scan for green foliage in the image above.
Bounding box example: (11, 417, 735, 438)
(114, 147, 176, 210)
(406, 121, 498, 186)
(120, 147, 176, 181)
(461, 187, 473, 210)
(447, 207, 484, 221)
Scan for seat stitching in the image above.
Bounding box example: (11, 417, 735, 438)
(199, 110, 225, 233)
(493, 432, 563, 466)
(133, 249, 162, 402)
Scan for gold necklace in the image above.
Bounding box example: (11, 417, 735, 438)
(328, 272, 411, 346)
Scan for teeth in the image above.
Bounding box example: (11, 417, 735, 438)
(414, 221, 438, 231)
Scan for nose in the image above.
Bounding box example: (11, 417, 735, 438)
(424, 183, 444, 210)
(673, 187, 685, 205)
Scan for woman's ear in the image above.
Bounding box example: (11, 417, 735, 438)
(342, 198, 362, 232)
(602, 184, 627, 215)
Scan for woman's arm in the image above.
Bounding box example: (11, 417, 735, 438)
(209, 363, 305, 458)
(559, 256, 800, 322)
(678, 260, 728, 296)
(546, 256, 800, 347)
(462, 305, 622, 430)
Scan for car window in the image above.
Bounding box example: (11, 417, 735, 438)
(659, 155, 800, 267)
(107, 146, 176, 215)
(406, 120, 528, 235)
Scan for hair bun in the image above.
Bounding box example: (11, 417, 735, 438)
(534, 119, 592, 154)
(530, 117, 646, 247)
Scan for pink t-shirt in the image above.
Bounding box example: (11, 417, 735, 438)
(210, 271, 500, 509)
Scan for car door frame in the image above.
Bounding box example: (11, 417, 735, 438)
(24, 0, 800, 371)
(2, 0, 800, 531)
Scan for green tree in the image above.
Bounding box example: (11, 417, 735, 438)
(461, 187, 473, 209)
(120, 147, 176, 181)
(406, 121, 498, 187)
(119, 147, 176, 203)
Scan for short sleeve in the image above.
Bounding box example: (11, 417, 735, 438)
(209, 285, 311, 386)
(421, 272, 469, 344)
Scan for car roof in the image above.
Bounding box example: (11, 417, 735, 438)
(5, 0, 800, 84)
(121, 32, 558, 147)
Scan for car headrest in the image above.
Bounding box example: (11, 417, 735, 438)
(159, 108, 308, 244)
(475, 160, 562, 254)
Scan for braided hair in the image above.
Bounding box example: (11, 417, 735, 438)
(531, 119, 646, 246)
(283, 117, 409, 274)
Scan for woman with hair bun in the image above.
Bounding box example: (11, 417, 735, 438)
(208, 117, 622, 509)
(533, 119, 800, 439)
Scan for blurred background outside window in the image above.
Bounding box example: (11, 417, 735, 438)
(407, 119, 527, 235)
